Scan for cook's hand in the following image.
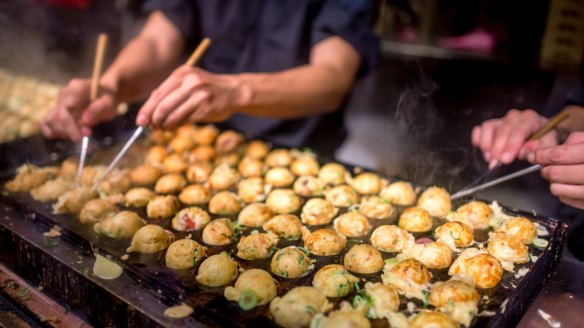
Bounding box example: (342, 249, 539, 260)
(40, 79, 118, 141)
(136, 66, 246, 130)
(529, 132, 584, 209)
(471, 109, 559, 168)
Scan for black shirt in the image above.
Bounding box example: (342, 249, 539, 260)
(138, 0, 379, 155)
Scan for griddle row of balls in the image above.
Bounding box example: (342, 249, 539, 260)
(4, 124, 542, 328)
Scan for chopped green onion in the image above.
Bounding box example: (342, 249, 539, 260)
(533, 238, 549, 249)
(306, 305, 317, 314)
(384, 258, 398, 265)
(238, 289, 258, 310)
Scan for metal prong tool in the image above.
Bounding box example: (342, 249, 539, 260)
(450, 164, 543, 200)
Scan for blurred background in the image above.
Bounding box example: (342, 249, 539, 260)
(0, 0, 583, 216)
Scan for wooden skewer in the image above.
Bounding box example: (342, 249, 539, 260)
(528, 111, 570, 141)
(186, 37, 211, 66)
(90, 33, 108, 101)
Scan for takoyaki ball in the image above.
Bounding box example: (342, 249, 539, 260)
(238, 203, 274, 227)
(324, 185, 359, 207)
(263, 214, 307, 240)
(162, 153, 188, 174)
(381, 259, 432, 300)
(179, 184, 212, 205)
(380, 181, 416, 206)
(265, 189, 302, 214)
(188, 145, 216, 163)
(78, 165, 106, 187)
(168, 135, 195, 153)
(202, 218, 236, 245)
(344, 244, 384, 274)
(449, 249, 503, 289)
(406, 241, 454, 270)
(145, 145, 167, 165)
(224, 269, 278, 307)
(59, 157, 79, 178)
(269, 286, 332, 328)
(293, 176, 325, 197)
(312, 264, 359, 298)
(290, 156, 320, 176)
(209, 164, 240, 191)
(126, 224, 173, 253)
(265, 149, 292, 168)
(193, 124, 218, 145)
(311, 307, 371, 328)
(301, 198, 338, 226)
(186, 161, 213, 184)
(208, 191, 243, 216)
(333, 212, 371, 237)
(215, 130, 244, 154)
(271, 246, 313, 278)
(94, 211, 145, 239)
(417, 186, 452, 218)
(98, 169, 132, 196)
(79, 198, 118, 224)
(214, 152, 241, 167)
(172, 207, 211, 232)
(236, 233, 279, 260)
(150, 129, 174, 145)
(370, 225, 415, 253)
(359, 196, 395, 220)
(237, 157, 265, 178)
(435, 221, 474, 250)
(175, 123, 197, 138)
(196, 252, 239, 287)
(154, 173, 187, 194)
(146, 195, 180, 220)
(6, 164, 57, 192)
(498, 217, 537, 244)
(303, 229, 347, 256)
(452, 201, 492, 230)
(53, 187, 98, 214)
(30, 177, 74, 203)
(237, 177, 267, 203)
(124, 187, 155, 207)
(429, 280, 479, 327)
(318, 162, 347, 186)
(409, 311, 459, 328)
(357, 282, 400, 318)
(398, 207, 433, 233)
(351, 172, 382, 195)
(245, 140, 270, 159)
(487, 234, 529, 267)
(130, 164, 163, 186)
(265, 167, 295, 188)
(165, 239, 206, 269)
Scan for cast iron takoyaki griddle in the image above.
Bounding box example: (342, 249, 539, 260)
(0, 134, 568, 328)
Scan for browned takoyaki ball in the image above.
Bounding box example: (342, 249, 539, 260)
(265, 167, 295, 188)
(324, 185, 359, 207)
(162, 153, 189, 174)
(351, 172, 382, 195)
(237, 177, 267, 203)
(398, 207, 433, 233)
(265, 189, 302, 214)
(301, 198, 338, 225)
(168, 134, 195, 153)
(188, 145, 216, 163)
(154, 173, 187, 194)
(209, 164, 240, 191)
(145, 145, 167, 165)
(146, 195, 180, 220)
(202, 218, 236, 246)
(130, 164, 163, 186)
(186, 161, 213, 184)
(193, 125, 219, 145)
(265, 149, 293, 167)
(208, 191, 243, 216)
(124, 187, 155, 208)
(333, 212, 371, 237)
(215, 130, 244, 154)
(237, 157, 265, 178)
(318, 163, 347, 186)
(263, 214, 307, 240)
(238, 203, 274, 227)
(379, 181, 417, 206)
(293, 176, 325, 197)
(417, 186, 451, 218)
(359, 196, 395, 220)
(290, 156, 320, 176)
(303, 229, 346, 256)
(244, 140, 270, 159)
(178, 184, 212, 205)
(344, 244, 384, 274)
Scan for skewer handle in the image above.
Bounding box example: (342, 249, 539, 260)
(185, 38, 211, 66)
(90, 33, 108, 101)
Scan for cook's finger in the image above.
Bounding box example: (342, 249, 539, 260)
(151, 81, 197, 128)
(137, 76, 182, 126)
(558, 196, 584, 210)
(531, 143, 584, 165)
(478, 120, 499, 155)
(564, 131, 584, 145)
(81, 95, 116, 127)
(541, 164, 584, 184)
(163, 88, 210, 129)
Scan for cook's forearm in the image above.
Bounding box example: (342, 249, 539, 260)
(235, 36, 360, 119)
